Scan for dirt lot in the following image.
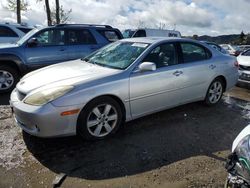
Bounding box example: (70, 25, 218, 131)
(0, 86, 249, 188)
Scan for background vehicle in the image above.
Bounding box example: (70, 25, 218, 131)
(123, 28, 181, 38)
(225, 124, 250, 188)
(10, 37, 238, 140)
(0, 22, 33, 43)
(237, 49, 250, 84)
(201, 41, 229, 54)
(221, 44, 242, 56)
(0, 24, 122, 93)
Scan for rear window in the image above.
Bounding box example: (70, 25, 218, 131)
(16, 27, 32, 34)
(97, 30, 121, 42)
(0, 26, 18, 37)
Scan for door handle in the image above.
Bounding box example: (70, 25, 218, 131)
(173, 70, 183, 76)
(209, 64, 216, 69)
(59, 48, 66, 51)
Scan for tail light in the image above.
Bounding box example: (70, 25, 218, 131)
(234, 61, 239, 68)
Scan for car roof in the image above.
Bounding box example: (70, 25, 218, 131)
(120, 37, 200, 45)
(0, 23, 33, 29)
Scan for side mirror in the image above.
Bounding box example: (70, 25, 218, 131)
(138, 62, 156, 72)
(27, 38, 38, 47)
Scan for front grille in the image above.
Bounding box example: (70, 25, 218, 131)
(17, 90, 27, 101)
(239, 65, 250, 71)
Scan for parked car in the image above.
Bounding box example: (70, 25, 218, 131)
(0, 24, 122, 93)
(237, 49, 250, 84)
(201, 41, 229, 55)
(10, 37, 238, 140)
(123, 28, 181, 38)
(225, 124, 250, 187)
(221, 44, 242, 56)
(0, 22, 33, 43)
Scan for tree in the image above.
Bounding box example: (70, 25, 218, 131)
(55, 0, 60, 24)
(240, 31, 245, 43)
(6, 0, 28, 24)
(192, 34, 199, 40)
(45, 0, 52, 26)
(51, 5, 72, 25)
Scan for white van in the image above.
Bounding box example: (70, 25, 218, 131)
(123, 28, 181, 38)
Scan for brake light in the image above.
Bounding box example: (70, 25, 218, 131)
(234, 61, 239, 68)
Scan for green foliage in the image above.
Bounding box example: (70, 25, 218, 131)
(51, 5, 72, 24)
(6, 0, 28, 12)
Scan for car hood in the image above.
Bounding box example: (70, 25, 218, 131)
(0, 43, 19, 49)
(237, 55, 250, 66)
(17, 59, 121, 94)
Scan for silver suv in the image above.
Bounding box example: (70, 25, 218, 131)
(0, 22, 33, 43)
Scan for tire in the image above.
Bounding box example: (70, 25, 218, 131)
(0, 65, 19, 93)
(204, 78, 225, 106)
(77, 96, 123, 140)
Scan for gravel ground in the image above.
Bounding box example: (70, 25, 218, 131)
(0, 87, 249, 188)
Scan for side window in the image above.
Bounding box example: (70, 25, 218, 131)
(143, 43, 177, 68)
(36, 29, 65, 46)
(67, 30, 79, 44)
(0, 26, 18, 37)
(97, 30, 121, 42)
(133, 30, 146, 37)
(78, 29, 97, 44)
(180, 43, 210, 63)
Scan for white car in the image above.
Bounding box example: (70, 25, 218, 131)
(237, 49, 250, 84)
(0, 23, 33, 43)
(123, 28, 181, 38)
(221, 44, 241, 56)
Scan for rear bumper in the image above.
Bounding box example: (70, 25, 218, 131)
(10, 89, 83, 137)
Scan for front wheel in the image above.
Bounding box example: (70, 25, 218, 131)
(204, 78, 224, 105)
(77, 96, 123, 140)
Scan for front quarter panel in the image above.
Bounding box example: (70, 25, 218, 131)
(51, 71, 131, 120)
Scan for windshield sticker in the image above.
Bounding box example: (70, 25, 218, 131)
(131, 43, 148, 48)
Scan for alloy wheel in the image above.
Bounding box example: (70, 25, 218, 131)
(86, 104, 118, 137)
(208, 81, 223, 104)
(0, 70, 14, 91)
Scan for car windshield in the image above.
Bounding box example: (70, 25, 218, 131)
(84, 41, 149, 70)
(242, 50, 250, 56)
(17, 28, 39, 45)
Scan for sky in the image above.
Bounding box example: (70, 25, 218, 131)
(0, 0, 250, 36)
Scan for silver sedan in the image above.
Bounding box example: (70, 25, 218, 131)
(10, 37, 239, 140)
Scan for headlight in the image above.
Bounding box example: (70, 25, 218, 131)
(235, 135, 250, 171)
(24, 85, 74, 106)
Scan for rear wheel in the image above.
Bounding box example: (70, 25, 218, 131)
(204, 78, 224, 105)
(77, 96, 123, 140)
(0, 65, 19, 93)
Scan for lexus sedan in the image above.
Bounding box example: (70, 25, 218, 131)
(10, 37, 239, 140)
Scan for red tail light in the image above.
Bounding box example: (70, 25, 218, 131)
(234, 61, 239, 68)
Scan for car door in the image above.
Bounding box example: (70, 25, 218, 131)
(65, 28, 101, 60)
(25, 28, 68, 68)
(176, 42, 217, 104)
(129, 42, 184, 118)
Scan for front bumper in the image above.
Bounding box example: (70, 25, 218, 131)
(10, 89, 83, 137)
(238, 70, 250, 84)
